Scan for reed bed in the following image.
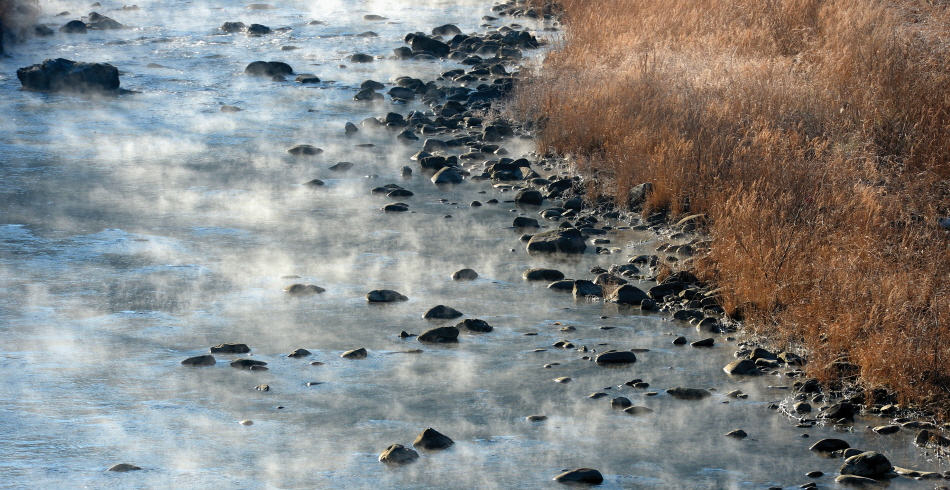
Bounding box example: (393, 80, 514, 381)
(515, 0, 950, 412)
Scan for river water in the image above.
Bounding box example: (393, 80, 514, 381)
(0, 0, 945, 488)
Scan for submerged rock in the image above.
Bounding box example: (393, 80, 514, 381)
(17, 58, 120, 93)
(366, 289, 409, 302)
(379, 444, 418, 465)
(418, 326, 459, 343)
(181, 354, 216, 366)
(553, 468, 604, 484)
(413, 427, 454, 450)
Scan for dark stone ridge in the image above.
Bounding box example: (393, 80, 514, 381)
(181, 355, 216, 366)
(412, 427, 454, 450)
(418, 326, 460, 343)
(423, 305, 463, 320)
(17, 58, 119, 93)
(340, 348, 368, 359)
(553, 468, 604, 484)
(379, 444, 418, 464)
(230, 358, 267, 369)
(366, 289, 409, 302)
(244, 61, 293, 77)
(210, 343, 250, 354)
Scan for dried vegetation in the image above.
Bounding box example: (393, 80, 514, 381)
(516, 0, 950, 413)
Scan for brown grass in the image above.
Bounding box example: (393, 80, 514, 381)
(515, 0, 950, 413)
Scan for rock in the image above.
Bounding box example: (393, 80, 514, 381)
(527, 228, 587, 255)
(423, 305, 463, 320)
(610, 397, 633, 409)
(349, 53, 374, 63)
(107, 463, 141, 472)
(284, 284, 326, 295)
(573, 280, 603, 298)
(230, 358, 267, 369)
(810, 438, 850, 452)
(553, 468, 604, 484)
(379, 444, 419, 465)
(210, 343, 250, 354)
(609, 284, 649, 305)
(666, 387, 711, 400)
(523, 268, 564, 281)
(287, 348, 311, 358)
(457, 318, 493, 333)
(60, 20, 88, 34)
(287, 144, 323, 156)
(823, 402, 856, 420)
(624, 406, 654, 415)
(723, 359, 759, 375)
(452, 268, 478, 281)
(840, 451, 893, 479)
(418, 326, 460, 343)
(409, 34, 450, 57)
(181, 355, 216, 366)
(17, 58, 119, 93)
(244, 61, 293, 77)
(595, 350, 637, 364)
(412, 427, 454, 450)
(366, 289, 409, 302)
(340, 348, 368, 359)
(431, 167, 463, 184)
(514, 189, 543, 205)
(725, 429, 748, 439)
(512, 217, 540, 228)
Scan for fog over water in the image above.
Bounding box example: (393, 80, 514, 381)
(0, 0, 945, 488)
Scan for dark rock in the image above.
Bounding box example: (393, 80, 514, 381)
(413, 427, 454, 450)
(379, 444, 419, 465)
(609, 284, 649, 305)
(418, 326, 460, 343)
(839, 451, 892, 479)
(554, 468, 604, 484)
(526, 228, 587, 254)
(666, 387, 711, 400)
(457, 318, 493, 332)
(422, 305, 462, 320)
(284, 284, 326, 295)
(288, 348, 311, 358)
(210, 343, 251, 354)
(107, 463, 142, 472)
(723, 359, 759, 375)
(230, 358, 267, 369)
(810, 438, 850, 452)
(367, 289, 409, 302)
(595, 350, 637, 364)
(287, 144, 323, 156)
(514, 189, 543, 205)
(452, 268, 479, 281)
(340, 348, 368, 359)
(60, 20, 88, 34)
(523, 268, 564, 281)
(181, 355, 216, 366)
(17, 58, 119, 93)
(245, 61, 293, 77)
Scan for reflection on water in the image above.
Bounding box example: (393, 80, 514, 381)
(0, 0, 943, 488)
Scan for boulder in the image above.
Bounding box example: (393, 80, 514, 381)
(230, 359, 267, 369)
(523, 268, 564, 281)
(379, 444, 419, 465)
(810, 438, 850, 452)
(666, 387, 711, 400)
(340, 348, 368, 359)
(526, 228, 587, 254)
(412, 427, 454, 450)
(553, 468, 604, 484)
(418, 326, 460, 343)
(366, 289, 409, 302)
(840, 451, 893, 479)
(423, 305, 463, 320)
(17, 58, 119, 93)
(210, 343, 251, 354)
(723, 359, 759, 375)
(431, 167, 463, 184)
(181, 355, 216, 366)
(595, 350, 637, 364)
(457, 318, 493, 332)
(244, 61, 293, 77)
(452, 268, 478, 281)
(609, 285, 649, 305)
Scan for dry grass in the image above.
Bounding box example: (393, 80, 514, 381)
(516, 0, 950, 413)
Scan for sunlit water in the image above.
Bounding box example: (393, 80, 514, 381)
(0, 1, 945, 488)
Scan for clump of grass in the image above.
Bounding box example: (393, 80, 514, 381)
(516, 0, 950, 413)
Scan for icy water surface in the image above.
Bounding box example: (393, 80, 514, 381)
(0, 0, 946, 488)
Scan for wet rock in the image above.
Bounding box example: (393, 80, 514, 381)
(60, 20, 88, 33)
(379, 444, 419, 465)
(107, 463, 141, 472)
(723, 359, 759, 375)
(624, 406, 654, 415)
(431, 167, 463, 184)
(457, 318, 493, 333)
(17, 58, 120, 93)
(573, 280, 603, 298)
(840, 451, 892, 479)
(230, 358, 267, 369)
(340, 348, 368, 359)
(287, 144, 323, 156)
(725, 429, 748, 439)
(367, 289, 409, 302)
(423, 305, 463, 320)
(515, 189, 543, 205)
(181, 354, 216, 366)
(412, 427, 454, 450)
(523, 268, 564, 281)
(810, 438, 850, 452)
(554, 468, 604, 484)
(666, 387, 711, 400)
(610, 397, 633, 409)
(210, 343, 250, 354)
(513, 217, 540, 229)
(245, 61, 293, 77)
(418, 326, 460, 343)
(527, 228, 587, 254)
(284, 284, 326, 295)
(287, 348, 311, 358)
(452, 268, 478, 281)
(595, 350, 637, 364)
(609, 284, 649, 305)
